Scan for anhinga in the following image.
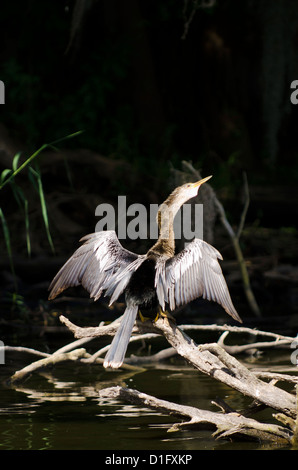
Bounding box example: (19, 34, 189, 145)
(49, 176, 242, 368)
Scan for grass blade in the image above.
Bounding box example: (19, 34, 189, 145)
(29, 166, 55, 254)
(12, 152, 22, 172)
(0, 130, 83, 190)
(24, 199, 31, 256)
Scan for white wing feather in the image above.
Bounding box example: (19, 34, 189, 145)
(155, 238, 242, 322)
(48, 231, 145, 304)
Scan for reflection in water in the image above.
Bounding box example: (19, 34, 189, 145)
(0, 351, 294, 450)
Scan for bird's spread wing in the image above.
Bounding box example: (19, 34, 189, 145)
(155, 238, 242, 323)
(48, 231, 145, 304)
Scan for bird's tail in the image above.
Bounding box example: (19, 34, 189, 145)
(103, 304, 138, 369)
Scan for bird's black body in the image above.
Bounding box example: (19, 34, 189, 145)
(49, 175, 242, 369)
(125, 258, 158, 317)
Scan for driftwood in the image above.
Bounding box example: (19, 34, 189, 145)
(59, 315, 298, 367)
(6, 314, 298, 444)
(57, 314, 298, 445)
(143, 317, 296, 418)
(98, 386, 293, 443)
(8, 348, 89, 385)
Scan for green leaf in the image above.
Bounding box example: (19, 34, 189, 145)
(0, 168, 12, 185)
(0, 130, 83, 190)
(12, 152, 22, 172)
(0, 131, 83, 259)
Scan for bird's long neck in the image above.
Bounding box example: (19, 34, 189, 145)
(147, 193, 183, 258)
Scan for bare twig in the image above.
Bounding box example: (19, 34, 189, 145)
(179, 323, 296, 341)
(217, 330, 294, 355)
(127, 347, 177, 365)
(181, 0, 199, 40)
(85, 332, 160, 363)
(59, 314, 124, 338)
(253, 371, 298, 384)
(0, 346, 49, 358)
(181, 0, 216, 40)
(8, 348, 90, 386)
(59, 314, 159, 339)
(53, 337, 96, 355)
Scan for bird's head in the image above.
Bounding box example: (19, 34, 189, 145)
(168, 175, 213, 208)
(157, 175, 213, 229)
(156, 175, 212, 242)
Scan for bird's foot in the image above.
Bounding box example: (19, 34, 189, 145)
(138, 308, 175, 324)
(138, 311, 150, 322)
(153, 307, 175, 323)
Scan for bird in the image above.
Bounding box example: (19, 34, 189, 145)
(48, 176, 242, 368)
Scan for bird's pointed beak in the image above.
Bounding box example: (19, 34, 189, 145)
(192, 175, 212, 188)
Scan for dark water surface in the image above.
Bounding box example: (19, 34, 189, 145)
(0, 343, 295, 451)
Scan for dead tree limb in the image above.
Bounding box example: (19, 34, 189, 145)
(7, 313, 298, 443)
(7, 314, 297, 424)
(0, 346, 50, 358)
(58, 315, 298, 364)
(59, 314, 124, 338)
(216, 330, 294, 355)
(98, 386, 293, 443)
(180, 323, 295, 341)
(150, 317, 296, 418)
(59, 314, 297, 418)
(8, 348, 90, 386)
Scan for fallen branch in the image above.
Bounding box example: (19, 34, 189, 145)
(127, 347, 177, 365)
(98, 386, 293, 443)
(150, 317, 296, 418)
(6, 327, 146, 384)
(253, 371, 298, 384)
(0, 346, 50, 358)
(57, 316, 298, 377)
(85, 332, 160, 363)
(7, 348, 90, 386)
(217, 330, 294, 355)
(7, 313, 298, 444)
(59, 314, 124, 338)
(180, 323, 295, 341)
(61, 315, 297, 345)
(58, 314, 297, 418)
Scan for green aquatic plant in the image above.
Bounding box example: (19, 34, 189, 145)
(0, 131, 83, 295)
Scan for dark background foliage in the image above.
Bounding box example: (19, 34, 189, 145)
(1, 1, 298, 175)
(0, 0, 297, 320)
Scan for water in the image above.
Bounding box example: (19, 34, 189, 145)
(0, 346, 293, 451)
